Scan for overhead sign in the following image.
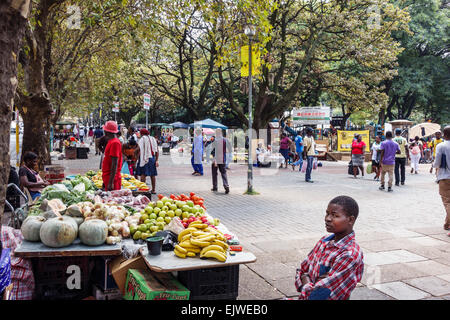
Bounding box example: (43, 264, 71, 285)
(241, 45, 261, 77)
(143, 93, 150, 110)
(113, 101, 120, 113)
(292, 107, 331, 125)
(337, 130, 370, 152)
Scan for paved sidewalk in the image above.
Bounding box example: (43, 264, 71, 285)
(56, 147, 450, 300)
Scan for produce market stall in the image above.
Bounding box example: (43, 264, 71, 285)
(11, 171, 255, 300)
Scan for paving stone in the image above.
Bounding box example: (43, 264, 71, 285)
(371, 281, 431, 300)
(245, 260, 294, 282)
(364, 250, 427, 266)
(428, 233, 450, 243)
(269, 276, 300, 297)
(237, 265, 284, 300)
(349, 287, 395, 300)
(358, 238, 417, 252)
(405, 260, 450, 276)
(408, 236, 450, 247)
(401, 245, 448, 260)
(436, 274, 450, 282)
(361, 263, 429, 286)
(408, 227, 447, 236)
(404, 276, 450, 296)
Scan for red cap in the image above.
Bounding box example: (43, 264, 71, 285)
(140, 129, 150, 136)
(103, 121, 118, 133)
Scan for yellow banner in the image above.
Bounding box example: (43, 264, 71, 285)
(337, 130, 370, 152)
(241, 45, 261, 77)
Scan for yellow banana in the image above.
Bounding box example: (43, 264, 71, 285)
(201, 250, 227, 262)
(181, 234, 191, 242)
(177, 227, 197, 242)
(190, 237, 213, 247)
(200, 245, 226, 257)
(179, 240, 200, 250)
(191, 223, 208, 229)
(194, 234, 216, 242)
(192, 231, 209, 237)
(186, 247, 201, 253)
(186, 252, 196, 257)
(213, 239, 229, 250)
(174, 248, 186, 258)
(175, 245, 187, 254)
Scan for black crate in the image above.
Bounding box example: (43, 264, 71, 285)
(76, 147, 89, 159)
(32, 256, 92, 300)
(177, 265, 239, 300)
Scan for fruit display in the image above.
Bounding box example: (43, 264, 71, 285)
(174, 220, 229, 262)
(163, 192, 206, 210)
(129, 193, 219, 241)
(89, 189, 151, 211)
(89, 170, 149, 191)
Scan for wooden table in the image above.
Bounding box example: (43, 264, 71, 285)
(15, 239, 122, 258)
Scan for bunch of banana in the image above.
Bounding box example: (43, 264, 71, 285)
(173, 221, 229, 262)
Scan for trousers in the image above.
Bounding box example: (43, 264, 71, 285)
(212, 163, 229, 189)
(439, 179, 450, 229)
(410, 154, 420, 173)
(395, 157, 406, 184)
(381, 164, 394, 187)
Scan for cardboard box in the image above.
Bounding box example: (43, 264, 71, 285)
(110, 256, 147, 295)
(124, 269, 190, 300)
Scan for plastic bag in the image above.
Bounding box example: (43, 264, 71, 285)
(313, 158, 318, 170)
(121, 162, 130, 175)
(122, 241, 145, 259)
(156, 230, 178, 251)
(301, 161, 308, 173)
(366, 162, 373, 174)
(166, 217, 185, 235)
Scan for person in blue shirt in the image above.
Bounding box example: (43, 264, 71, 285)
(191, 129, 204, 176)
(291, 131, 304, 171)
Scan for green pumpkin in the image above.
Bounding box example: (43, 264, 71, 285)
(40, 216, 78, 248)
(21, 216, 47, 242)
(78, 219, 108, 246)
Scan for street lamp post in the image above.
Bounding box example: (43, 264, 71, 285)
(245, 25, 256, 194)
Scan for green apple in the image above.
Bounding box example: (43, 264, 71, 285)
(182, 205, 191, 213)
(198, 208, 205, 214)
(149, 213, 157, 220)
(138, 224, 147, 232)
(186, 200, 194, 207)
(129, 226, 137, 235)
(156, 217, 164, 223)
(141, 232, 150, 240)
(182, 212, 189, 219)
(144, 219, 151, 224)
(156, 201, 164, 208)
(145, 223, 152, 230)
(158, 224, 165, 231)
(164, 217, 172, 224)
(147, 202, 154, 208)
(169, 204, 177, 211)
(191, 207, 199, 215)
(133, 231, 142, 240)
(167, 210, 175, 218)
(150, 231, 157, 237)
(161, 197, 170, 203)
(162, 205, 169, 212)
(153, 207, 161, 215)
(150, 225, 159, 233)
(175, 209, 182, 217)
(140, 214, 149, 222)
(149, 219, 157, 225)
(145, 207, 153, 214)
(159, 211, 166, 218)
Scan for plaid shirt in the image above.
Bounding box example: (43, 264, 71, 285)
(1, 226, 35, 300)
(295, 232, 364, 300)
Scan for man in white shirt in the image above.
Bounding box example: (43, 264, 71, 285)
(433, 126, 450, 232)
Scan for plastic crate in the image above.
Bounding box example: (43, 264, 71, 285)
(76, 147, 89, 159)
(32, 256, 92, 300)
(177, 265, 239, 300)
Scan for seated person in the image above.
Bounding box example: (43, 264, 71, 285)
(256, 143, 271, 167)
(295, 196, 364, 300)
(19, 152, 50, 200)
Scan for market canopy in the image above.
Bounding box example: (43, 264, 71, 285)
(188, 118, 228, 129)
(150, 123, 168, 126)
(170, 121, 189, 128)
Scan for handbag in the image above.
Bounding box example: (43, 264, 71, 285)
(366, 162, 373, 174)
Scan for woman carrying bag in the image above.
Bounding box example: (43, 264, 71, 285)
(351, 135, 366, 179)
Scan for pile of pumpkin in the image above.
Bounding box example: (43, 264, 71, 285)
(21, 200, 139, 247)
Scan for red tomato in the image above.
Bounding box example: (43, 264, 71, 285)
(158, 194, 164, 199)
(190, 192, 195, 197)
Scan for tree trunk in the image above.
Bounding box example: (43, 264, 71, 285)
(0, 0, 30, 234)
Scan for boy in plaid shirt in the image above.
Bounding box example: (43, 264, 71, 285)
(295, 196, 364, 300)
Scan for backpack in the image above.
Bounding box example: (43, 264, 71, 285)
(411, 146, 420, 155)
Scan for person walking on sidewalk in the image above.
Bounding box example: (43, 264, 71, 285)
(370, 135, 382, 181)
(94, 126, 104, 155)
(351, 135, 366, 179)
(279, 133, 293, 169)
(393, 128, 410, 186)
(303, 128, 317, 183)
(433, 126, 450, 232)
(210, 128, 230, 194)
(430, 131, 444, 175)
(191, 128, 204, 176)
(409, 141, 421, 174)
(101, 121, 122, 191)
(291, 131, 304, 171)
(379, 131, 401, 192)
(136, 128, 159, 194)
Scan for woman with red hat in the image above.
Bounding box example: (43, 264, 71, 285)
(101, 121, 123, 191)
